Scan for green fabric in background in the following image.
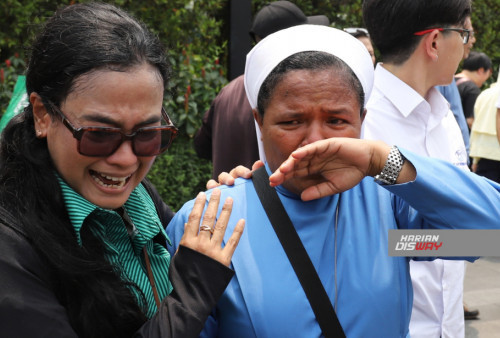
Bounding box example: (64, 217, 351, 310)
(0, 75, 28, 132)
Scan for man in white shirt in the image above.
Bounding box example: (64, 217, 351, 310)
(362, 1, 472, 337)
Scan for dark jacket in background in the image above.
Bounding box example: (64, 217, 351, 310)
(194, 75, 260, 179)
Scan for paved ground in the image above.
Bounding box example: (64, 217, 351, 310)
(464, 257, 500, 337)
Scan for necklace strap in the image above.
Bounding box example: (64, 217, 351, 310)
(118, 206, 161, 310)
(143, 246, 161, 310)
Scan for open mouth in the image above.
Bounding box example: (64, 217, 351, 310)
(90, 170, 132, 189)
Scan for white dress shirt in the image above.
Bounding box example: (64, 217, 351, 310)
(362, 64, 468, 338)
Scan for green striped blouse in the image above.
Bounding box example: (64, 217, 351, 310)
(57, 177, 173, 318)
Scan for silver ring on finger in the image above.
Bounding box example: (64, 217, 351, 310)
(199, 224, 214, 234)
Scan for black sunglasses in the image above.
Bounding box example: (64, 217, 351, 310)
(46, 100, 178, 157)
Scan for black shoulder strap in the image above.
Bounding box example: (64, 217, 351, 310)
(252, 167, 345, 338)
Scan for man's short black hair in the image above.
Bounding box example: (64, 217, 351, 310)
(250, 1, 329, 42)
(462, 51, 492, 72)
(363, 0, 471, 65)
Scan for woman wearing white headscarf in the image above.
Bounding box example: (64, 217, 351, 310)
(167, 25, 500, 337)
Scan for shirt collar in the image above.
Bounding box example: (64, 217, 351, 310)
(374, 64, 425, 118)
(57, 176, 168, 248)
(374, 64, 450, 128)
(425, 87, 451, 130)
(57, 176, 99, 245)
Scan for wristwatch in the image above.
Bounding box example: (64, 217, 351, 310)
(374, 145, 405, 185)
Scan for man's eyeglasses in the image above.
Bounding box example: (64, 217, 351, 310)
(46, 100, 178, 157)
(343, 27, 369, 38)
(413, 27, 471, 44)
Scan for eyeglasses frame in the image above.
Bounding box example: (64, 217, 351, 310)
(413, 27, 470, 44)
(45, 100, 178, 157)
(343, 27, 370, 38)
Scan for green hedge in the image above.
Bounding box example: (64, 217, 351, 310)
(470, 0, 500, 84)
(1, 0, 499, 210)
(148, 135, 212, 211)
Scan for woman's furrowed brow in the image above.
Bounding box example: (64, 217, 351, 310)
(79, 112, 161, 128)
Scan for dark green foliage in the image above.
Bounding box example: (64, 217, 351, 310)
(0, 53, 26, 112)
(470, 0, 500, 85)
(1, 0, 499, 209)
(147, 134, 212, 212)
(0, 0, 65, 61)
(167, 49, 227, 138)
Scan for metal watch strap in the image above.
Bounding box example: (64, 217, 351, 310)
(374, 145, 404, 185)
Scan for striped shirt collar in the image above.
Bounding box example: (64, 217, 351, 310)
(56, 176, 168, 250)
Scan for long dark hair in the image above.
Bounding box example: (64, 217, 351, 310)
(0, 2, 170, 337)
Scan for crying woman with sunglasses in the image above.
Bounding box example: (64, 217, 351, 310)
(0, 2, 244, 337)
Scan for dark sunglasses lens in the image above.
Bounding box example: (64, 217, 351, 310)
(80, 130, 122, 156)
(133, 129, 174, 156)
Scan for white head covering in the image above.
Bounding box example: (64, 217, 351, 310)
(244, 24, 375, 161)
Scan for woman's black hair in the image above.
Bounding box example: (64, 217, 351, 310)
(0, 2, 170, 336)
(256, 51, 365, 117)
(26, 2, 170, 106)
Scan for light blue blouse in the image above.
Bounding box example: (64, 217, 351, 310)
(167, 149, 500, 337)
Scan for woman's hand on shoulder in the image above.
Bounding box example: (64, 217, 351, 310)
(206, 160, 265, 189)
(178, 188, 244, 267)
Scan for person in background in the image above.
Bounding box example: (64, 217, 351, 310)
(497, 90, 500, 145)
(435, 15, 479, 319)
(470, 68, 500, 182)
(362, 0, 472, 336)
(455, 51, 493, 131)
(436, 15, 476, 163)
(193, 0, 329, 179)
(167, 24, 500, 338)
(344, 27, 376, 65)
(0, 3, 244, 337)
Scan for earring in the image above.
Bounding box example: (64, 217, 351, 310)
(36, 130, 42, 136)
